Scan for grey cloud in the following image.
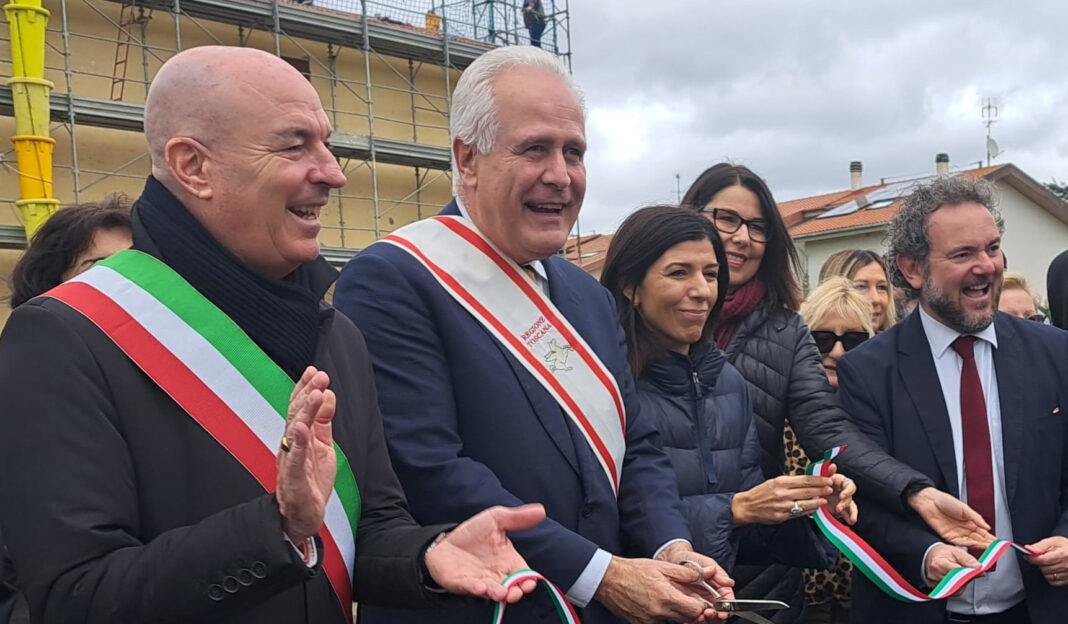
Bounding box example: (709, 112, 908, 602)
(565, 1, 1068, 234)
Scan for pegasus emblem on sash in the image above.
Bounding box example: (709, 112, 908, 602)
(544, 339, 574, 372)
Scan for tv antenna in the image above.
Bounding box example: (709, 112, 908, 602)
(675, 172, 681, 203)
(982, 97, 1003, 166)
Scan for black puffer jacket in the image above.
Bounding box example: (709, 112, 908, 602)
(637, 345, 837, 574)
(722, 302, 932, 623)
(723, 302, 931, 505)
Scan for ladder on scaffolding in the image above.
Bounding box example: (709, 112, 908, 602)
(110, 1, 151, 102)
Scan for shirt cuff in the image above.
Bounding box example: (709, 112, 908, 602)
(653, 538, 692, 560)
(566, 548, 612, 607)
(283, 533, 318, 568)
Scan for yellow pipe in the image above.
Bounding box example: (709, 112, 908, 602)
(5, 0, 57, 238)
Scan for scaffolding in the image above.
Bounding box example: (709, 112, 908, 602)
(0, 0, 572, 257)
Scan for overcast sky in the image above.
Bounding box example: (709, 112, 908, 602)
(563, 1, 1068, 235)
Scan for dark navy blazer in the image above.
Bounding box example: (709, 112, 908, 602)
(335, 202, 691, 624)
(837, 310, 1068, 624)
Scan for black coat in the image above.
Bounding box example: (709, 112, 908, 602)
(839, 311, 1068, 623)
(0, 291, 448, 623)
(637, 345, 836, 574)
(721, 303, 932, 622)
(723, 303, 931, 505)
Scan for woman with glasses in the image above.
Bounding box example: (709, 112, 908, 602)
(680, 163, 980, 622)
(783, 278, 873, 623)
(998, 272, 1044, 322)
(818, 250, 897, 332)
(601, 206, 848, 614)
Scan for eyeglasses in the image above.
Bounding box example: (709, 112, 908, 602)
(702, 208, 770, 243)
(810, 330, 869, 355)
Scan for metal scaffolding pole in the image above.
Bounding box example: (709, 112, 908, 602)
(360, 0, 381, 238)
(173, 0, 182, 51)
(327, 43, 347, 248)
(59, 0, 81, 202)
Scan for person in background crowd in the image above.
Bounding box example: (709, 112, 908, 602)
(0, 46, 545, 624)
(1046, 250, 1068, 330)
(818, 249, 897, 332)
(998, 272, 1043, 322)
(601, 205, 849, 585)
(522, 0, 546, 47)
(681, 162, 992, 622)
(2, 196, 132, 624)
(839, 175, 1068, 624)
(336, 46, 733, 624)
(784, 277, 875, 624)
(8, 196, 132, 308)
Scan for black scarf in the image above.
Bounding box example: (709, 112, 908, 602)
(132, 176, 337, 380)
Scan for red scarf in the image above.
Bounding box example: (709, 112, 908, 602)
(714, 278, 767, 350)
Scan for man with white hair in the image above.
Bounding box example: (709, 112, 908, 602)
(0, 46, 547, 624)
(335, 46, 734, 624)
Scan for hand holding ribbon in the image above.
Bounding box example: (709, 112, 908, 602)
(807, 446, 1035, 602)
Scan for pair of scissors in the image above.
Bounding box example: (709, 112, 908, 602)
(681, 560, 789, 624)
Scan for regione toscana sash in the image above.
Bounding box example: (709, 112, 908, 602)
(382, 216, 627, 496)
(43, 250, 361, 622)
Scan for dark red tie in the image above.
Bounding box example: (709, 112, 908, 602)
(951, 336, 996, 563)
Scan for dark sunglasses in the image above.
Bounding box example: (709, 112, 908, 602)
(811, 330, 869, 355)
(700, 208, 770, 243)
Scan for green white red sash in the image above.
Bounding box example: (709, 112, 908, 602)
(494, 570, 581, 624)
(44, 250, 360, 622)
(807, 446, 1035, 602)
(381, 216, 626, 495)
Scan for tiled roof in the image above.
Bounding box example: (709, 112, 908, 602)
(562, 233, 612, 272)
(787, 165, 1008, 237)
(777, 185, 884, 226)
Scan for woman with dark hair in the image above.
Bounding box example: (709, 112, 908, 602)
(9, 196, 132, 308)
(2, 195, 131, 624)
(680, 163, 989, 621)
(601, 206, 850, 618)
(817, 249, 897, 331)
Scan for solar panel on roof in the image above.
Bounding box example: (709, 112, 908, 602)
(862, 180, 914, 204)
(817, 200, 863, 219)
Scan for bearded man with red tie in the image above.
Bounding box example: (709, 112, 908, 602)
(836, 175, 1068, 624)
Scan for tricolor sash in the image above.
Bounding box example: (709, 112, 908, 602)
(382, 216, 627, 496)
(44, 250, 360, 622)
(807, 446, 1035, 602)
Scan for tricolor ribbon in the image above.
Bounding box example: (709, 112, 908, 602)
(806, 446, 1035, 602)
(492, 570, 582, 624)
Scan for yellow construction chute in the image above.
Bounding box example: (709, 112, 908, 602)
(5, 0, 60, 239)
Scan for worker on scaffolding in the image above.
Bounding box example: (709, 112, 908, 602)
(522, 0, 546, 47)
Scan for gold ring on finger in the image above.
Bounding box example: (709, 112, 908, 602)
(280, 436, 292, 453)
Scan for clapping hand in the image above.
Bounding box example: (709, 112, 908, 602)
(277, 367, 338, 543)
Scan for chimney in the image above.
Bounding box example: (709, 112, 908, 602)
(936, 153, 950, 177)
(849, 161, 863, 190)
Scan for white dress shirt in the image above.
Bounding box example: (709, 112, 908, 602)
(453, 197, 689, 606)
(918, 306, 1025, 614)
